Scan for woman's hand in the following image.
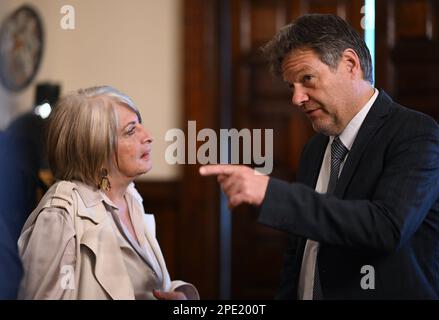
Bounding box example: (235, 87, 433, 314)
(153, 289, 187, 300)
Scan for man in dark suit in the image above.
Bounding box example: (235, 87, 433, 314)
(199, 14, 439, 299)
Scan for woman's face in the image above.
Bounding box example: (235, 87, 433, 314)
(113, 103, 153, 180)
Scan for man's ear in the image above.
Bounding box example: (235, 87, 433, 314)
(341, 48, 362, 79)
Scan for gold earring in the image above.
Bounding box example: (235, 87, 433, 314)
(99, 168, 111, 191)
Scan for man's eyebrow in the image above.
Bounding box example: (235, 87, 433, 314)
(283, 65, 314, 82)
(296, 66, 315, 75)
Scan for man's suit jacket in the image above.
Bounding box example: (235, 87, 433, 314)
(259, 90, 439, 299)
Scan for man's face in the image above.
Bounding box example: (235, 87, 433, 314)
(281, 49, 354, 136)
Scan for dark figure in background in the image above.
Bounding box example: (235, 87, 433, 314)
(0, 214, 22, 299)
(0, 83, 60, 299)
(0, 131, 38, 241)
(7, 83, 60, 199)
(0, 130, 38, 298)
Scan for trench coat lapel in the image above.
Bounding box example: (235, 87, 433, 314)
(74, 184, 135, 300)
(142, 214, 170, 285)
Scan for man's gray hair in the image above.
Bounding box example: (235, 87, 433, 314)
(262, 14, 373, 83)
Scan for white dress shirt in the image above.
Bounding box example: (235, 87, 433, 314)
(298, 89, 379, 299)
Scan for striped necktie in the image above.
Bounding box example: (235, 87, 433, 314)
(313, 136, 349, 299)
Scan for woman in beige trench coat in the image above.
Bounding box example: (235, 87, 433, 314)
(18, 86, 198, 300)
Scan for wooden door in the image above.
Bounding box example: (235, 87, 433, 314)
(228, 0, 365, 299)
(376, 0, 439, 120)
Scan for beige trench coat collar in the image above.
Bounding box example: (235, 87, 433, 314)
(71, 181, 169, 299)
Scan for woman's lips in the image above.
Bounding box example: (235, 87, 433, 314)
(141, 151, 151, 160)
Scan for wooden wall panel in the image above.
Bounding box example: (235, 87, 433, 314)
(308, 1, 341, 15)
(181, 0, 220, 299)
(396, 0, 430, 39)
(135, 181, 181, 277)
(304, 0, 364, 33)
(377, 0, 439, 120)
(250, 0, 287, 49)
(433, 1, 439, 40)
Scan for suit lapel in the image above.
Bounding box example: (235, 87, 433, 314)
(335, 90, 395, 198)
(298, 134, 329, 188)
(294, 134, 328, 272)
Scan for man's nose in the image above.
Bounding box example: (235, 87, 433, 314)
(291, 86, 309, 107)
